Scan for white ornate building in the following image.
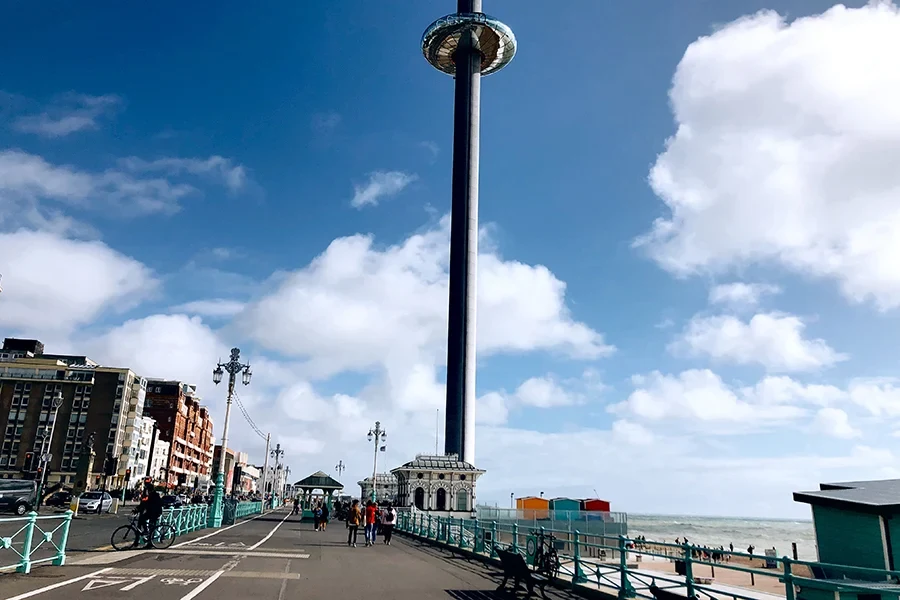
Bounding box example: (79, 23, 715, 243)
(358, 473, 399, 503)
(391, 454, 484, 517)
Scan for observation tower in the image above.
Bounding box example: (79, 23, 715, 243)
(422, 2, 517, 465)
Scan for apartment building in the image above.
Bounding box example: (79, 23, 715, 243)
(0, 338, 146, 491)
(143, 380, 214, 491)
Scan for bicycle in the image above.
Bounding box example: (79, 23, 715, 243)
(110, 512, 177, 550)
(527, 530, 561, 579)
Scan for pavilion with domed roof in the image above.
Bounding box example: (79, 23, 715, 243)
(391, 454, 484, 518)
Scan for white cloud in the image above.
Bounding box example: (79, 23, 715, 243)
(476, 392, 509, 425)
(671, 312, 847, 372)
(0, 230, 157, 336)
(119, 156, 248, 193)
(611, 420, 655, 446)
(239, 218, 612, 382)
(709, 282, 780, 309)
(635, 2, 900, 310)
(12, 93, 121, 138)
(848, 378, 900, 417)
(813, 407, 861, 439)
(351, 171, 417, 208)
(170, 299, 246, 318)
(610, 369, 808, 428)
(513, 376, 580, 408)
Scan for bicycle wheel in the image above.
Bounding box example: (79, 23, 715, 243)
(111, 525, 140, 551)
(151, 523, 176, 549)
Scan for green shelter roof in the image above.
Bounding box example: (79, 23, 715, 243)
(794, 479, 900, 514)
(294, 471, 343, 490)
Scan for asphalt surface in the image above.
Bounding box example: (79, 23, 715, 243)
(0, 508, 579, 600)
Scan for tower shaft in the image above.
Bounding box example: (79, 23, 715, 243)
(444, 0, 482, 464)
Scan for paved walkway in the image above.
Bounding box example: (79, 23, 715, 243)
(0, 508, 576, 600)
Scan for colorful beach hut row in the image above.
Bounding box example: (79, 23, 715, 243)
(517, 496, 611, 512)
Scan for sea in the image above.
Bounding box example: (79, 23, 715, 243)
(628, 514, 818, 561)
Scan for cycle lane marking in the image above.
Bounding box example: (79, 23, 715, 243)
(247, 510, 292, 550)
(6, 568, 112, 600)
(170, 509, 282, 549)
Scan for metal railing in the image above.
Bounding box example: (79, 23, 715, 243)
(235, 501, 262, 519)
(160, 504, 209, 536)
(397, 512, 900, 600)
(0, 510, 73, 574)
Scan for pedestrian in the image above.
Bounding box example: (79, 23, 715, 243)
(365, 501, 377, 546)
(321, 502, 329, 531)
(382, 502, 396, 546)
(347, 499, 361, 547)
(314, 502, 322, 531)
(293, 496, 299, 516)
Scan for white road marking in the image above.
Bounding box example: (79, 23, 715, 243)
(277, 560, 291, 600)
(176, 571, 223, 600)
(248, 511, 292, 550)
(120, 574, 156, 591)
(6, 568, 112, 600)
(170, 509, 279, 549)
(146, 549, 310, 558)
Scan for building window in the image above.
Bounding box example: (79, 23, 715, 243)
(414, 487, 425, 510)
(417, 473, 424, 479)
(436, 488, 447, 511)
(456, 489, 468, 511)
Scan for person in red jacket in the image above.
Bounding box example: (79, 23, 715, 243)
(364, 501, 378, 547)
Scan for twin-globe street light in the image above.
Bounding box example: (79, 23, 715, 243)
(35, 392, 64, 509)
(208, 348, 252, 527)
(367, 422, 387, 502)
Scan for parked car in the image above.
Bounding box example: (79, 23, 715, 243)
(45, 491, 73, 508)
(161, 495, 183, 509)
(0, 479, 37, 515)
(78, 491, 113, 514)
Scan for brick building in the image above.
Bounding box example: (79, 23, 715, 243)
(0, 338, 146, 491)
(143, 380, 214, 491)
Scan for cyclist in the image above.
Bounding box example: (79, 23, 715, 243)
(134, 479, 163, 547)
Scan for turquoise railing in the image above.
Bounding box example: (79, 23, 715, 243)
(396, 512, 900, 600)
(160, 504, 210, 536)
(235, 501, 262, 519)
(0, 510, 73, 574)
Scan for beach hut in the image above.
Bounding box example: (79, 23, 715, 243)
(517, 496, 550, 520)
(550, 497, 580, 521)
(794, 479, 900, 580)
(582, 498, 611, 512)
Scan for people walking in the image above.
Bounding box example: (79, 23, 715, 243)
(382, 502, 396, 545)
(347, 499, 361, 547)
(321, 502, 329, 531)
(314, 502, 323, 531)
(365, 501, 377, 546)
(292, 497, 300, 516)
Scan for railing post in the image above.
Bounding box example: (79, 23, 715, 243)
(473, 518, 480, 552)
(53, 510, 74, 566)
(574, 529, 588, 583)
(17, 512, 38, 574)
(684, 543, 695, 599)
(491, 521, 498, 557)
(783, 557, 796, 600)
(512, 522, 519, 553)
(618, 535, 631, 599)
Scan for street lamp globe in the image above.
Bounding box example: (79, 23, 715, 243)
(213, 366, 224, 385)
(242, 367, 252, 386)
(367, 431, 373, 442)
(381, 431, 387, 441)
(51, 392, 63, 410)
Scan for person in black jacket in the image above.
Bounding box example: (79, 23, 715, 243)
(135, 480, 163, 546)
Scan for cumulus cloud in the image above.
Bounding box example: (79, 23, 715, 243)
(351, 171, 417, 208)
(813, 407, 861, 439)
(0, 150, 248, 231)
(169, 299, 246, 318)
(670, 312, 847, 372)
(635, 2, 900, 310)
(0, 230, 157, 336)
(709, 283, 780, 309)
(12, 93, 121, 138)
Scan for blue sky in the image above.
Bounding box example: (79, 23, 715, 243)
(1, 0, 899, 518)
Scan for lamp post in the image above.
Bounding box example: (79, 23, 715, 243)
(270, 443, 284, 505)
(510, 492, 514, 509)
(35, 392, 63, 509)
(283, 466, 291, 499)
(367, 422, 386, 502)
(209, 347, 252, 527)
(335, 460, 345, 479)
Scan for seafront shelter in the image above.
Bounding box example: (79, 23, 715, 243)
(294, 471, 343, 519)
(794, 479, 900, 578)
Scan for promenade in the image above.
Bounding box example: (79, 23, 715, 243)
(0, 508, 572, 600)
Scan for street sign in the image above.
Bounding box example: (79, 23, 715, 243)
(41, 453, 51, 463)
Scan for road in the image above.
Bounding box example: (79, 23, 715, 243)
(0, 508, 574, 600)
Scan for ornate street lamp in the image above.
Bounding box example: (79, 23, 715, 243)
(367, 421, 387, 502)
(208, 348, 252, 528)
(35, 392, 64, 509)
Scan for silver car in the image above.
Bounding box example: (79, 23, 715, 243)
(78, 491, 113, 514)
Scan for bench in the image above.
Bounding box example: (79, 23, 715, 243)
(496, 548, 549, 598)
(649, 582, 699, 600)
